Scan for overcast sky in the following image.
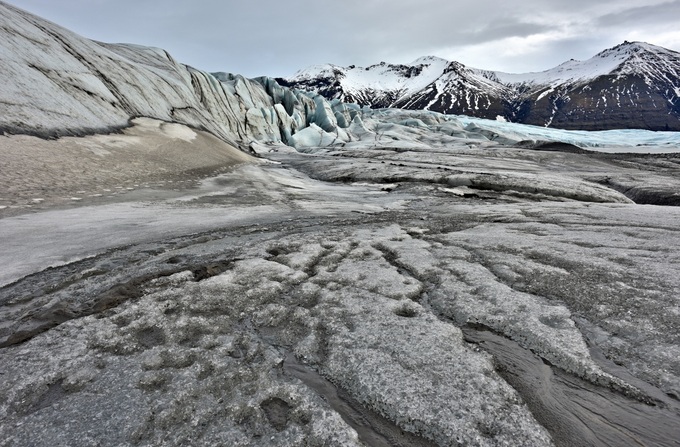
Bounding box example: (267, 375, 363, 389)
(7, 0, 680, 78)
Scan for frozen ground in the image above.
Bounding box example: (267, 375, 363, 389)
(2, 125, 680, 447)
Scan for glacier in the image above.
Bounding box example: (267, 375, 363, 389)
(1, 2, 680, 447)
(456, 115, 680, 151)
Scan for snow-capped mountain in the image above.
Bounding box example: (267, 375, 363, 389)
(280, 56, 451, 108)
(280, 42, 680, 131)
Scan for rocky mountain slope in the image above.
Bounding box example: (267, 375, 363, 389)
(280, 42, 680, 131)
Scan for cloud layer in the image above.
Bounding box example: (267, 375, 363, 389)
(8, 0, 680, 77)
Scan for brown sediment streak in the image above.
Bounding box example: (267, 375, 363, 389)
(283, 353, 437, 447)
(462, 324, 680, 447)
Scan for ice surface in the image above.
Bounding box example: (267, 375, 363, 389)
(457, 115, 680, 152)
(2, 2, 679, 157)
(3, 134, 680, 444)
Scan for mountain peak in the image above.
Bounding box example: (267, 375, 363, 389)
(616, 40, 662, 50)
(595, 40, 673, 60)
(589, 40, 680, 79)
(410, 55, 450, 66)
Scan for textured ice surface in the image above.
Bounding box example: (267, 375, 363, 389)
(0, 224, 556, 446)
(2, 141, 680, 445)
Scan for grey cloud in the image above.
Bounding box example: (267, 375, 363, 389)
(6, 0, 679, 78)
(470, 22, 553, 42)
(596, 0, 680, 27)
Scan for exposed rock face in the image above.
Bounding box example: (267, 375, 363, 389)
(280, 42, 680, 131)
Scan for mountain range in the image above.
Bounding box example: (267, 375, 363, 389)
(279, 42, 680, 131)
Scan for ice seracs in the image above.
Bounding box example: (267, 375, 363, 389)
(0, 2, 358, 150)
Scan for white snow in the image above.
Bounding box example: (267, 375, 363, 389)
(495, 55, 624, 86)
(493, 42, 680, 88)
(290, 56, 451, 104)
